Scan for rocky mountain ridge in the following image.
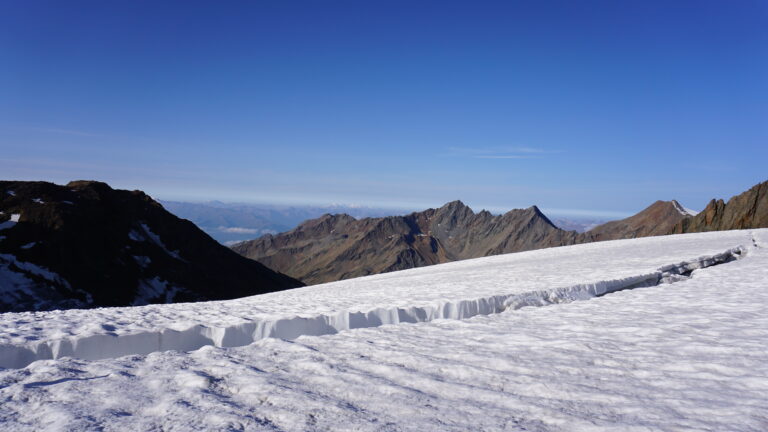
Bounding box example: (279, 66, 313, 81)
(233, 201, 586, 285)
(234, 180, 768, 285)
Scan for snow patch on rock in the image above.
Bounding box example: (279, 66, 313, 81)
(133, 277, 172, 306)
(0, 253, 70, 286)
(132, 255, 151, 268)
(129, 223, 184, 260)
(0, 254, 87, 313)
(0, 213, 21, 231)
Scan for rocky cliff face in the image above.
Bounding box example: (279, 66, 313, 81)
(670, 181, 768, 233)
(232, 201, 584, 285)
(0, 180, 302, 312)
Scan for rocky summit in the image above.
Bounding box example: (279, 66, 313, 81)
(0, 180, 302, 312)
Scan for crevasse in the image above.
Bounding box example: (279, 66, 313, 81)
(0, 246, 746, 369)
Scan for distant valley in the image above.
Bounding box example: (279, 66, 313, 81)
(161, 200, 409, 245)
(550, 217, 609, 233)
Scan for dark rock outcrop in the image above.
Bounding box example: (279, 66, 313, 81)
(0, 180, 302, 312)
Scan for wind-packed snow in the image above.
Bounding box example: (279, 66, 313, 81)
(0, 230, 766, 431)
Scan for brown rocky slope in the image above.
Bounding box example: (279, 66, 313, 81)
(587, 200, 694, 241)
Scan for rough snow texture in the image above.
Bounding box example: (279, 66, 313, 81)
(0, 230, 766, 430)
(0, 230, 760, 371)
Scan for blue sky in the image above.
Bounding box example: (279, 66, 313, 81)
(1, 1, 766, 218)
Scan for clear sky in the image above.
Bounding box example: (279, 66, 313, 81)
(1, 1, 766, 218)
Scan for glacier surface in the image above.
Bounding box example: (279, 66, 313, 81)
(0, 230, 766, 430)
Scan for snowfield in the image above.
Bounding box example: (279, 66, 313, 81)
(0, 230, 767, 430)
(0, 231, 756, 369)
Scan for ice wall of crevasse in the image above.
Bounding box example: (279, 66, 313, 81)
(0, 244, 748, 370)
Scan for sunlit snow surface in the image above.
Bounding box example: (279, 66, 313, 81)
(0, 230, 767, 431)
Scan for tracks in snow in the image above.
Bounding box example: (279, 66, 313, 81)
(0, 246, 748, 369)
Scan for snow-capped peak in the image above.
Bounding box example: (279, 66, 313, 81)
(671, 200, 698, 217)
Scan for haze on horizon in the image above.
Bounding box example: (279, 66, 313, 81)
(1, 1, 766, 218)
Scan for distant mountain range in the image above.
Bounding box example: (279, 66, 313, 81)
(550, 217, 608, 233)
(0, 181, 302, 312)
(233, 180, 767, 285)
(160, 200, 408, 245)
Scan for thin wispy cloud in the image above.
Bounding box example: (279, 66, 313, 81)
(472, 154, 536, 160)
(503, 146, 548, 154)
(445, 146, 559, 160)
(36, 127, 101, 137)
(0, 125, 103, 137)
(217, 226, 261, 234)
